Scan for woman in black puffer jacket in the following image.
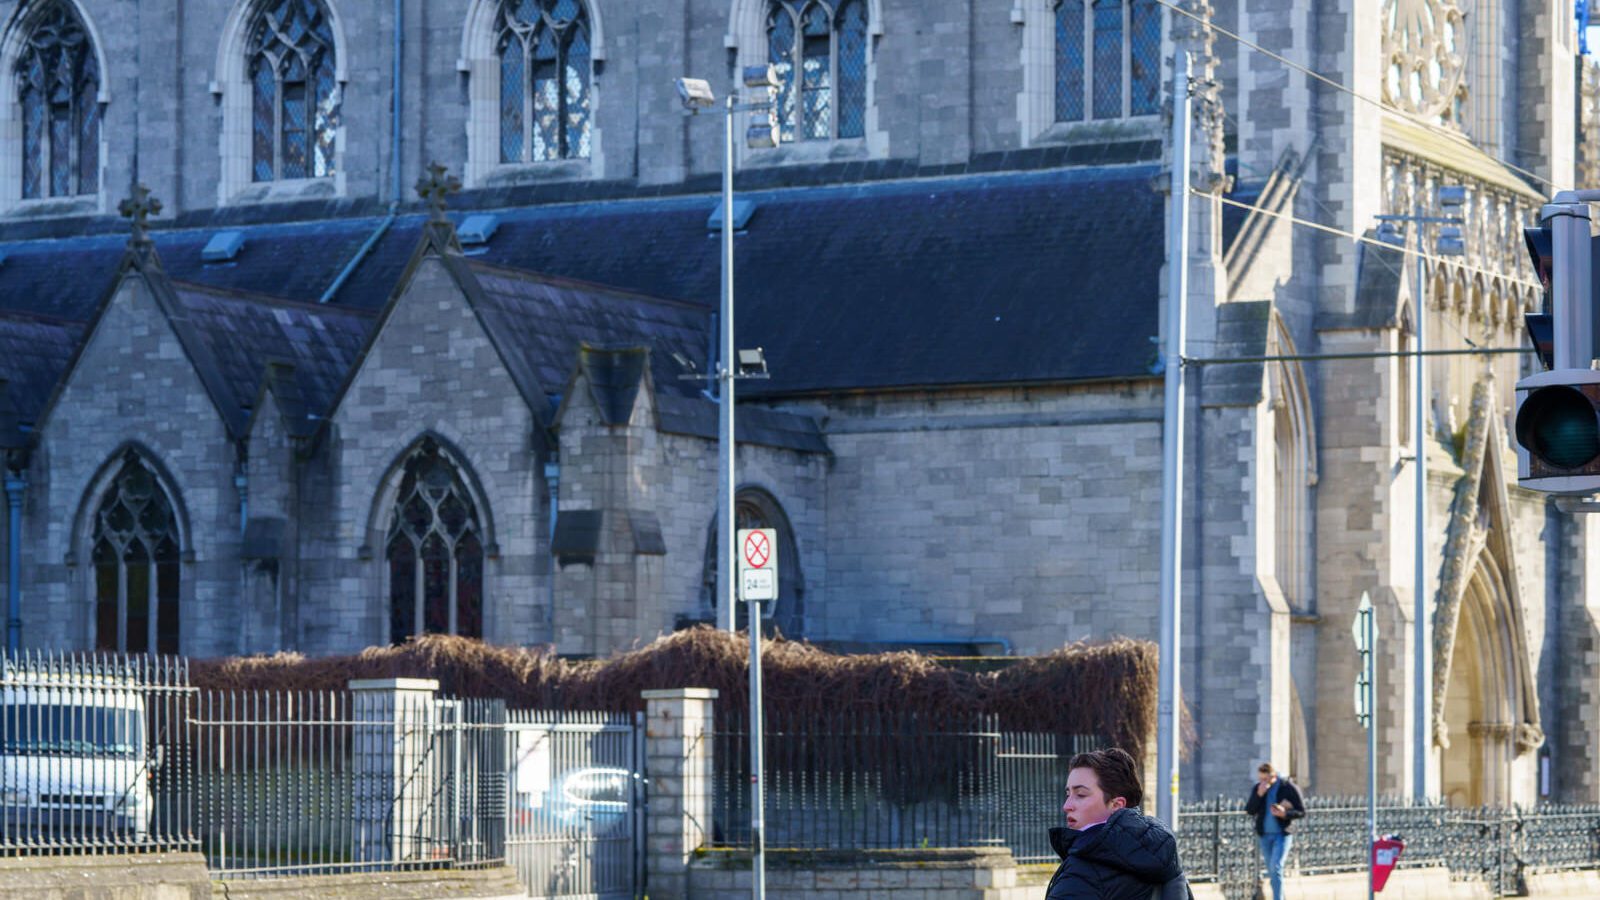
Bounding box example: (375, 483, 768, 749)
(1044, 748, 1192, 900)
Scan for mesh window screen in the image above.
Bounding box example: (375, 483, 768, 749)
(1054, 0, 1085, 122)
(1091, 0, 1123, 119)
(1129, 0, 1160, 116)
(836, 0, 867, 138)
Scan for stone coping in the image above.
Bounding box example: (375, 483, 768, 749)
(210, 865, 525, 900)
(692, 846, 1017, 869)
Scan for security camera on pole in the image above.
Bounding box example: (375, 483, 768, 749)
(1515, 191, 1600, 495)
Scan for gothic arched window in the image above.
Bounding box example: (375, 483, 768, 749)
(767, 0, 867, 142)
(386, 438, 485, 644)
(1053, 0, 1160, 123)
(496, 0, 591, 163)
(15, 1, 99, 199)
(91, 451, 180, 655)
(247, 0, 338, 182)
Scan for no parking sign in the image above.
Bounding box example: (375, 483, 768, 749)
(737, 528, 777, 603)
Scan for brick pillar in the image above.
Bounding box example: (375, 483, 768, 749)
(642, 687, 717, 900)
(350, 677, 440, 864)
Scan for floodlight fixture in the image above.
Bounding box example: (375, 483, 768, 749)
(675, 77, 716, 110)
(737, 347, 768, 376)
(746, 123, 779, 150)
(743, 64, 781, 89)
(1436, 184, 1467, 210)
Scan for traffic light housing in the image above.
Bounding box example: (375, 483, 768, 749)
(1515, 204, 1600, 493)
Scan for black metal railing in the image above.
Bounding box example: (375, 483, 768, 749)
(711, 710, 1096, 861)
(1179, 795, 1600, 899)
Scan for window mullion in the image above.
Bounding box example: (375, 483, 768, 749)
(523, 41, 534, 164)
(1122, 0, 1131, 119)
(1083, 1, 1093, 120)
(147, 561, 158, 654)
(557, 41, 568, 159)
(448, 553, 459, 636)
(413, 539, 426, 638)
(116, 556, 128, 654)
(273, 72, 284, 180)
(831, 23, 840, 140)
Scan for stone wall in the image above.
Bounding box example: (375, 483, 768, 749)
(689, 848, 1043, 900)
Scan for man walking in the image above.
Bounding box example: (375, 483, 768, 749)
(1244, 762, 1305, 900)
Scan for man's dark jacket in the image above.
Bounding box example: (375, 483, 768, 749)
(1244, 777, 1307, 835)
(1045, 808, 1192, 899)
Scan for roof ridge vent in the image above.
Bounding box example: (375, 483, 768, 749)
(201, 230, 246, 262)
(707, 199, 757, 232)
(459, 213, 501, 246)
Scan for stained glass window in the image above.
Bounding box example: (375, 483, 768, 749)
(496, 0, 591, 163)
(15, 2, 99, 199)
(386, 438, 485, 644)
(1053, 0, 1161, 123)
(247, 0, 338, 182)
(767, 0, 868, 143)
(91, 451, 181, 655)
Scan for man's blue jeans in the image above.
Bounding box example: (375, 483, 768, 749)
(1259, 833, 1292, 900)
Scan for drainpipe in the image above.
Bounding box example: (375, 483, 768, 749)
(5, 470, 24, 653)
(543, 457, 559, 645)
(319, 0, 404, 304)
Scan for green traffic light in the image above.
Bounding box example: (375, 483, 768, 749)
(1518, 385, 1600, 470)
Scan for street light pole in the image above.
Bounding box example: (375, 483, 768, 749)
(676, 69, 779, 900)
(1156, 52, 1192, 831)
(718, 94, 737, 633)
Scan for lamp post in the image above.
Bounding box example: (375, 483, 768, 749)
(675, 68, 779, 900)
(1374, 185, 1465, 803)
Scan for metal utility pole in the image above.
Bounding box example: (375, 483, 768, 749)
(718, 95, 737, 634)
(1156, 52, 1192, 830)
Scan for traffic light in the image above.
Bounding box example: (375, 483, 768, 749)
(1515, 198, 1600, 493)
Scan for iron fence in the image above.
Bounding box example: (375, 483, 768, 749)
(506, 709, 643, 900)
(0, 650, 196, 854)
(1178, 795, 1600, 899)
(192, 690, 508, 879)
(711, 710, 1095, 860)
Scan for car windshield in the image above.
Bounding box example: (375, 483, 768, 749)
(0, 703, 145, 757)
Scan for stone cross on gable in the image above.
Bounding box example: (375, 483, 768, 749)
(415, 162, 461, 223)
(118, 184, 162, 246)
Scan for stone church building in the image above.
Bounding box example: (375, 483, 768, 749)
(0, 0, 1594, 805)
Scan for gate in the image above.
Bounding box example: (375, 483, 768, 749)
(506, 710, 643, 900)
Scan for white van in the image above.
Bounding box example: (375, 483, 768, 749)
(0, 682, 155, 842)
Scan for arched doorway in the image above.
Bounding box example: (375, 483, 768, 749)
(1438, 552, 1537, 807)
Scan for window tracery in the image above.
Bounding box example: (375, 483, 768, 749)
(91, 451, 180, 655)
(386, 438, 484, 644)
(247, 0, 338, 182)
(496, 0, 591, 163)
(14, 1, 98, 199)
(767, 0, 867, 142)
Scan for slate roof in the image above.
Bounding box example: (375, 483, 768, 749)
(169, 283, 374, 433)
(0, 313, 83, 425)
(0, 163, 1167, 442)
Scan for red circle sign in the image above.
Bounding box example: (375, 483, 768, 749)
(743, 531, 771, 568)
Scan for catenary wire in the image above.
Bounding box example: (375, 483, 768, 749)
(1208, 190, 1543, 292)
(1151, 0, 1563, 192)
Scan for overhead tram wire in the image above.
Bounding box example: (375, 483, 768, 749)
(1208, 191, 1543, 291)
(1192, 192, 1539, 368)
(1150, 0, 1563, 193)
